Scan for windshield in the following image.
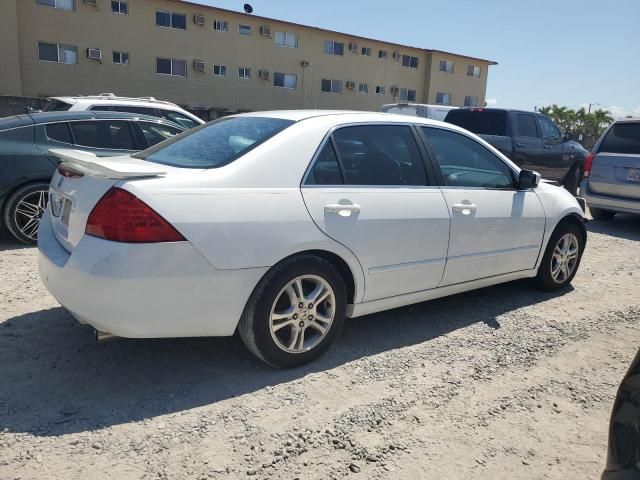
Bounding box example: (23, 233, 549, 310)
(444, 109, 507, 136)
(134, 116, 295, 168)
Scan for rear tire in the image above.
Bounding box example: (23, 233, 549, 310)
(3, 182, 50, 245)
(590, 207, 616, 221)
(534, 221, 585, 292)
(238, 255, 347, 368)
(563, 164, 582, 196)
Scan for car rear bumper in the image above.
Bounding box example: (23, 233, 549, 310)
(37, 210, 267, 338)
(580, 180, 640, 215)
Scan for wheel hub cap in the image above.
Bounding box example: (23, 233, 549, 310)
(14, 190, 48, 241)
(550, 233, 579, 284)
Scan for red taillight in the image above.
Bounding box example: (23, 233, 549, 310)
(85, 187, 185, 243)
(583, 154, 594, 178)
(57, 164, 84, 178)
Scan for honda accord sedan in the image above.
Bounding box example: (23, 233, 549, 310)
(38, 111, 587, 368)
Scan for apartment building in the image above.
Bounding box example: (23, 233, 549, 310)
(0, 0, 497, 114)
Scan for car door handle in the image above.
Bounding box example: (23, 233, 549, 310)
(544, 145, 552, 149)
(452, 203, 478, 214)
(324, 203, 361, 216)
(516, 142, 526, 148)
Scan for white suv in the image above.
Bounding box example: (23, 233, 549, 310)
(42, 93, 205, 129)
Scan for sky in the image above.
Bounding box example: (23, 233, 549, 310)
(196, 0, 639, 118)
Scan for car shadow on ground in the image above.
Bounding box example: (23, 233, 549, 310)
(0, 231, 32, 252)
(587, 214, 640, 241)
(0, 279, 570, 438)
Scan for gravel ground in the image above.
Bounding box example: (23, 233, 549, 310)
(0, 215, 639, 480)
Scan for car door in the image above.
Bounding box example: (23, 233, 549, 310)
(301, 124, 451, 301)
(419, 126, 545, 286)
(536, 115, 570, 182)
(514, 113, 544, 172)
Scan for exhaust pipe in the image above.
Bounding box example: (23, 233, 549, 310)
(96, 330, 119, 343)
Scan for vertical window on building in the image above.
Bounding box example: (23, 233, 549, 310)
(274, 72, 297, 89)
(321, 79, 342, 94)
(439, 60, 455, 73)
(401, 55, 419, 69)
(156, 11, 186, 30)
(156, 58, 187, 76)
(399, 88, 417, 102)
(239, 24, 252, 35)
(436, 92, 452, 105)
(111, 1, 128, 14)
(213, 19, 228, 32)
(275, 32, 299, 48)
(38, 42, 77, 64)
(464, 96, 479, 107)
(375, 86, 386, 95)
(358, 83, 369, 94)
(112, 51, 129, 65)
(213, 64, 227, 76)
(238, 67, 251, 79)
(378, 50, 387, 60)
(361, 47, 372, 56)
(467, 65, 481, 77)
(36, 0, 75, 11)
(323, 41, 344, 56)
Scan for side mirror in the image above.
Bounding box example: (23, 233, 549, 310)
(563, 132, 572, 142)
(518, 169, 541, 189)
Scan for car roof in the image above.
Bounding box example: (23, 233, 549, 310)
(452, 107, 546, 116)
(49, 95, 182, 109)
(234, 109, 459, 125)
(25, 111, 185, 126)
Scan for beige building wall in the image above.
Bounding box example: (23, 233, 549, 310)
(9, 0, 494, 112)
(0, 0, 22, 96)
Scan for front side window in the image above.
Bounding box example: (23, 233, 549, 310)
(38, 42, 77, 64)
(332, 125, 427, 186)
(213, 19, 228, 32)
(213, 64, 227, 76)
(274, 72, 297, 89)
(421, 127, 514, 188)
(156, 11, 186, 30)
(321, 79, 342, 94)
(45, 123, 73, 143)
(156, 58, 186, 77)
(139, 122, 183, 147)
(275, 31, 298, 48)
(36, 0, 74, 11)
(112, 51, 129, 65)
(464, 95, 478, 107)
(111, 1, 128, 14)
(136, 117, 294, 168)
(238, 67, 251, 79)
(69, 120, 136, 150)
(324, 40, 344, 56)
(517, 114, 538, 138)
(436, 92, 451, 105)
(467, 65, 481, 77)
(402, 55, 419, 68)
(305, 142, 343, 185)
(537, 116, 561, 139)
(439, 60, 454, 73)
(159, 110, 200, 129)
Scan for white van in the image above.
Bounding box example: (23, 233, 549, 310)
(381, 103, 458, 121)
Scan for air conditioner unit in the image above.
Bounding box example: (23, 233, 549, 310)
(349, 42, 358, 53)
(346, 81, 356, 90)
(193, 60, 205, 72)
(259, 69, 271, 80)
(260, 26, 272, 37)
(193, 14, 205, 26)
(87, 48, 102, 61)
(390, 86, 399, 95)
(84, 0, 97, 6)
(392, 51, 401, 61)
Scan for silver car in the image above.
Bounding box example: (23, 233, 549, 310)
(581, 120, 640, 219)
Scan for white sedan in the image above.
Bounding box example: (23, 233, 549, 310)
(38, 111, 587, 368)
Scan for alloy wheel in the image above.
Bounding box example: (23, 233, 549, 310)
(550, 233, 579, 283)
(14, 189, 48, 241)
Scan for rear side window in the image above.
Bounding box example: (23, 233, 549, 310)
(305, 142, 343, 185)
(43, 100, 72, 112)
(332, 125, 426, 186)
(159, 110, 200, 129)
(46, 122, 73, 144)
(91, 105, 156, 116)
(517, 114, 538, 138)
(136, 117, 294, 168)
(70, 120, 136, 150)
(444, 110, 507, 136)
(598, 123, 640, 154)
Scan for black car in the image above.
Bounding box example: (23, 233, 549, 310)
(444, 108, 589, 195)
(0, 111, 185, 244)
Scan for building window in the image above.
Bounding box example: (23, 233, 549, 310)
(156, 58, 187, 76)
(239, 24, 252, 35)
(213, 64, 227, 76)
(402, 55, 419, 69)
(464, 95, 479, 107)
(275, 31, 298, 48)
(156, 11, 186, 30)
(439, 60, 454, 73)
(467, 65, 481, 77)
(361, 47, 372, 56)
(36, 0, 74, 11)
(273, 72, 297, 89)
(378, 50, 387, 60)
(238, 67, 251, 79)
(111, 1, 128, 14)
(399, 88, 416, 102)
(375, 86, 385, 95)
(213, 20, 228, 32)
(38, 42, 77, 64)
(323, 41, 344, 56)
(112, 51, 129, 65)
(436, 92, 452, 105)
(358, 83, 369, 94)
(321, 79, 342, 94)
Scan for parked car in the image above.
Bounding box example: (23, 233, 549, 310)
(0, 111, 186, 244)
(580, 120, 640, 220)
(602, 349, 640, 479)
(40, 93, 204, 129)
(39, 111, 587, 368)
(382, 103, 458, 121)
(444, 108, 589, 195)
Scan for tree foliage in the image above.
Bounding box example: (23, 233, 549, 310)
(538, 105, 614, 138)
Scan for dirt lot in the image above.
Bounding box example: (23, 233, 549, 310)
(0, 216, 639, 480)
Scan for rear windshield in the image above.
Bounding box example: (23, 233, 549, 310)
(444, 110, 507, 136)
(134, 116, 294, 168)
(43, 100, 72, 112)
(598, 122, 640, 154)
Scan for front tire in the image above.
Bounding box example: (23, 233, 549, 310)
(238, 255, 347, 368)
(590, 207, 616, 221)
(534, 221, 585, 292)
(3, 182, 50, 244)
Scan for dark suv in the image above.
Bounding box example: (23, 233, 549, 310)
(0, 111, 185, 244)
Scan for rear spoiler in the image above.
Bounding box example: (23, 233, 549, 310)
(49, 149, 166, 180)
